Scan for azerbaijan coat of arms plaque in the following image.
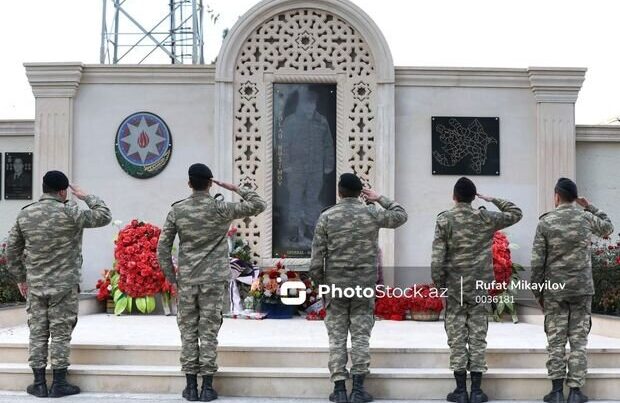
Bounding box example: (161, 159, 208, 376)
(115, 112, 173, 179)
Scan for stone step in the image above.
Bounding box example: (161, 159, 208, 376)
(0, 343, 618, 369)
(1, 363, 619, 400)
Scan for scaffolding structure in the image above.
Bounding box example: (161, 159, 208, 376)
(100, 0, 218, 64)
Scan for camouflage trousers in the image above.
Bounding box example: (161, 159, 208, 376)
(544, 295, 592, 388)
(444, 298, 489, 373)
(27, 286, 79, 369)
(324, 296, 375, 382)
(177, 282, 226, 375)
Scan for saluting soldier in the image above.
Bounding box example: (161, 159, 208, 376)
(6, 171, 112, 398)
(531, 178, 613, 403)
(157, 163, 266, 402)
(431, 177, 522, 403)
(310, 173, 408, 403)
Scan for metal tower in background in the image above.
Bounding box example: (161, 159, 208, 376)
(100, 0, 218, 64)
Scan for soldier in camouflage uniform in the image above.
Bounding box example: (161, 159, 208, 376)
(157, 163, 265, 402)
(431, 177, 522, 403)
(531, 178, 613, 403)
(6, 170, 112, 398)
(310, 173, 408, 403)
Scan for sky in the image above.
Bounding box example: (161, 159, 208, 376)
(0, 0, 619, 124)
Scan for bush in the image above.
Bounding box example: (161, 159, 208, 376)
(591, 238, 620, 316)
(0, 240, 25, 305)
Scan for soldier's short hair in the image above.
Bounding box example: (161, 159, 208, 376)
(189, 176, 211, 191)
(555, 177, 578, 202)
(453, 177, 476, 203)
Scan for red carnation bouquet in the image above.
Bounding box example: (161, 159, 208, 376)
(375, 294, 410, 321)
(409, 284, 444, 313)
(491, 231, 523, 323)
(96, 219, 176, 315)
(492, 232, 513, 294)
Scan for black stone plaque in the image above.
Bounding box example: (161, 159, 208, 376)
(272, 83, 337, 258)
(432, 117, 500, 176)
(5, 152, 33, 200)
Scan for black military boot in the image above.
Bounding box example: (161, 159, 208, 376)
(48, 368, 80, 398)
(26, 367, 48, 398)
(469, 372, 489, 403)
(182, 374, 199, 401)
(329, 380, 349, 403)
(447, 371, 469, 403)
(543, 378, 565, 403)
(350, 374, 373, 402)
(567, 387, 588, 403)
(199, 375, 218, 401)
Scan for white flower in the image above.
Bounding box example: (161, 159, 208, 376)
(280, 273, 288, 282)
(264, 290, 272, 297)
(262, 277, 270, 285)
(107, 285, 112, 291)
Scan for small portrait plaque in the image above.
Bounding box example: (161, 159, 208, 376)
(5, 152, 33, 200)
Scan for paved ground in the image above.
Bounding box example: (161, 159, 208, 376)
(0, 393, 618, 403)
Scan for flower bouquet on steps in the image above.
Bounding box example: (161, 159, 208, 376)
(408, 283, 444, 321)
(490, 231, 523, 323)
(249, 260, 300, 319)
(96, 219, 176, 315)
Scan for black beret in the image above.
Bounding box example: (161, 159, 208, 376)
(338, 173, 363, 192)
(188, 163, 213, 179)
(555, 177, 578, 200)
(43, 170, 69, 191)
(454, 177, 477, 200)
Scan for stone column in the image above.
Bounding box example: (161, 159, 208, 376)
(528, 67, 586, 214)
(24, 63, 83, 198)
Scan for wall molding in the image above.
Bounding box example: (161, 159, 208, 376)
(81, 64, 216, 84)
(0, 120, 34, 137)
(576, 125, 620, 142)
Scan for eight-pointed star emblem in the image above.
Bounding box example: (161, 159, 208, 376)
(122, 117, 165, 164)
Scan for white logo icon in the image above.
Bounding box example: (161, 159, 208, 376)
(280, 281, 307, 306)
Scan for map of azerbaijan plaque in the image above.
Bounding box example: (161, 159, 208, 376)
(432, 116, 500, 176)
(115, 112, 173, 179)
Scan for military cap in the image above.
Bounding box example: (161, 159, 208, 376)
(555, 177, 578, 200)
(338, 173, 363, 191)
(43, 170, 69, 191)
(188, 163, 213, 179)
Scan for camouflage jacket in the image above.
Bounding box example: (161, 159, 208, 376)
(309, 196, 408, 289)
(431, 198, 523, 301)
(6, 194, 112, 295)
(530, 203, 613, 298)
(157, 188, 266, 286)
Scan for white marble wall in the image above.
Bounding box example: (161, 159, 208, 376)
(576, 138, 620, 240)
(393, 86, 538, 286)
(72, 80, 216, 289)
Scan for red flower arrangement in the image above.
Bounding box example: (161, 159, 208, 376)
(306, 308, 326, 320)
(375, 294, 410, 321)
(409, 284, 444, 313)
(114, 219, 173, 298)
(95, 270, 112, 302)
(492, 232, 513, 295)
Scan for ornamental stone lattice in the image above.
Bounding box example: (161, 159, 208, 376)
(232, 8, 379, 263)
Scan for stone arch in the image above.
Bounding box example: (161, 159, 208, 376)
(214, 0, 395, 265)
